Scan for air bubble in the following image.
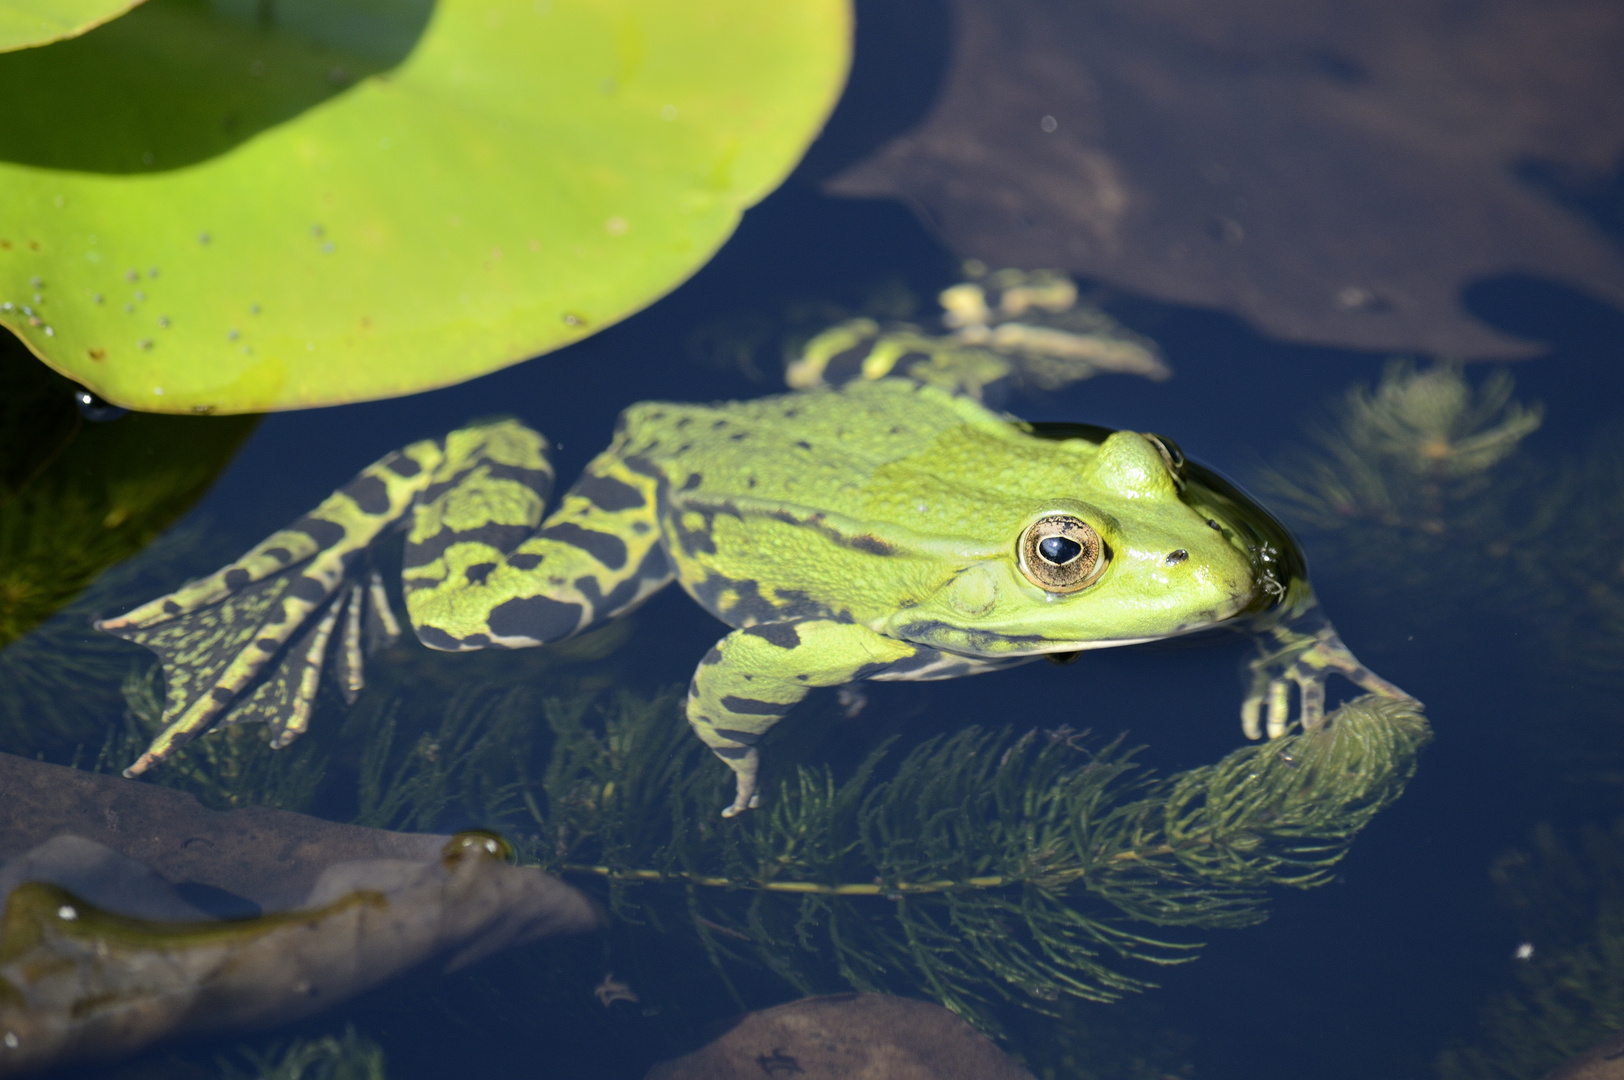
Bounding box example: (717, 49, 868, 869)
(56, 905, 77, 921)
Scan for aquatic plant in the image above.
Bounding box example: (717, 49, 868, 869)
(1437, 821, 1624, 1080)
(350, 681, 1428, 1035)
(1255, 360, 1544, 541)
(218, 1026, 387, 1080)
(0, 0, 850, 413)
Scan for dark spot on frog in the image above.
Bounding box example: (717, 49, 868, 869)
(163, 600, 182, 614)
(730, 431, 748, 441)
(460, 633, 490, 648)
(485, 594, 583, 644)
(573, 474, 645, 512)
(539, 522, 628, 570)
(849, 535, 894, 556)
(677, 443, 692, 455)
(211, 687, 235, 702)
(714, 727, 763, 745)
(288, 575, 327, 601)
(795, 440, 813, 450)
(1165, 549, 1189, 566)
(784, 408, 800, 419)
(255, 638, 279, 652)
(508, 552, 543, 571)
(465, 562, 497, 585)
(747, 477, 757, 488)
(224, 568, 251, 589)
(1046, 650, 1083, 666)
(293, 516, 346, 549)
(682, 473, 703, 491)
(264, 546, 292, 564)
(676, 417, 691, 428)
(719, 695, 790, 716)
(1207, 519, 1222, 530)
(701, 647, 723, 665)
(712, 419, 727, 429)
(345, 474, 391, 515)
(743, 623, 802, 649)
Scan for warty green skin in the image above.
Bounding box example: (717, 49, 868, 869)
(100, 378, 1390, 817)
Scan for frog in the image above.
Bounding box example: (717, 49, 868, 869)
(98, 376, 1412, 817)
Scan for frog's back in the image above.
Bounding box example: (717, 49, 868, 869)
(615, 380, 1010, 513)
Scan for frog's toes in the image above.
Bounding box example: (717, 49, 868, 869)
(720, 753, 762, 818)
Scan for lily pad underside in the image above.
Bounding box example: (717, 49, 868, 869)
(828, 0, 1624, 359)
(0, 0, 851, 413)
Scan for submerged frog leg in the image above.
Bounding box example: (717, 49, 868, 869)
(97, 434, 449, 773)
(402, 443, 672, 650)
(687, 619, 922, 817)
(99, 422, 672, 776)
(1241, 597, 1415, 740)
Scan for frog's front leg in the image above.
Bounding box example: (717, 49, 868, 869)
(1241, 596, 1415, 740)
(687, 619, 921, 816)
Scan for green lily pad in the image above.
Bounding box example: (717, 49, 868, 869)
(0, 0, 851, 413)
(0, 0, 147, 53)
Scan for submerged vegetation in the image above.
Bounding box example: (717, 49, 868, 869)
(1439, 821, 1624, 1080)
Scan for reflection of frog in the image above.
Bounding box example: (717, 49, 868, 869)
(100, 378, 1410, 815)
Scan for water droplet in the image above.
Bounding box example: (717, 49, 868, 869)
(250, 303, 261, 315)
(134, 290, 145, 301)
(21, 306, 32, 316)
(321, 242, 334, 253)
(124, 304, 134, 313)
(228, 328, 240, 340)
(0, 302, 10, 311)
(148, 267, 159, 278)
(198, 232, 211, 244)
(44, 326, 53, 336)
(92, 293, 103, 304)
(76, 389, 127, 421)
(56, 905, 77, 921)
(4, 1032, 18, 1049)
(310, 224, 324, 237)
(125, 269, 138, 282)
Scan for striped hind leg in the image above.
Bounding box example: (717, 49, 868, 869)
(402, 445, 674, 650)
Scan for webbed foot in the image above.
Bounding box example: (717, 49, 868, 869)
(1242, 620, 1414, 740)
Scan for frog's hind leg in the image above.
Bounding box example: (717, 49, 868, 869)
(401, 447, 673, 650)
(96, 431, 467, 774)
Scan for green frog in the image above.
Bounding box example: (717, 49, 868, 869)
(99, 377, 1411, 816)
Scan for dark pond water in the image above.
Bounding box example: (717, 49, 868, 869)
(3, 2, 1624, 1079)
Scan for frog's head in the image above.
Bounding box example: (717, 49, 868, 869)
(891, 430, 1268, 656)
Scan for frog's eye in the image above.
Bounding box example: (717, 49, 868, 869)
(1145, 433, 1186, 481)
(1018, 515, 1106, 593)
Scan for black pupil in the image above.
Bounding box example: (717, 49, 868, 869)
(1039, 535, 1083, 565)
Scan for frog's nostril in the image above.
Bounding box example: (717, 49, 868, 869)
(1165, 549, 1189, 566)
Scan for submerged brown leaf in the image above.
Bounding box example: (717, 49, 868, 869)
(828, 0, 1624, 357)
(0, 755, 602, 1073)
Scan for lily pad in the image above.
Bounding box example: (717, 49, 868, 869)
(0, 0, 851, 413)
(0, 0, 146, 53)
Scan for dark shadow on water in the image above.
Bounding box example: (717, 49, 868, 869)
(0, 0, 435, 174)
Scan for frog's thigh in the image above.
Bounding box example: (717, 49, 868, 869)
(687, 619, 920, 758)
(405, 450, 671, 649)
